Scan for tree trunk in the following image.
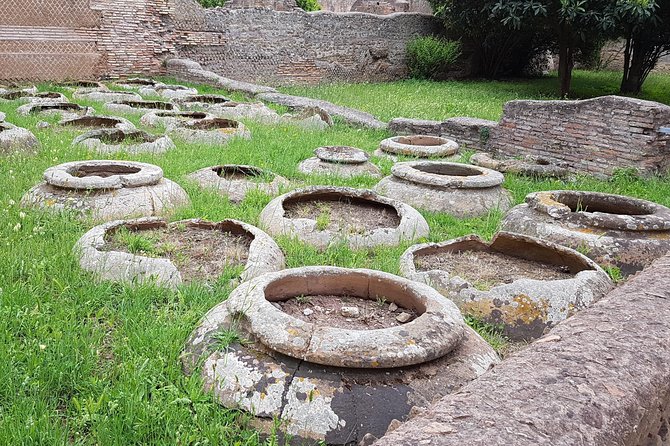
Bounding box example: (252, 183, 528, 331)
(557, 39, 574, 97)
(620, 34, 632, 92)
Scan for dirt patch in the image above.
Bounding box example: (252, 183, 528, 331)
(105, 225, 252, 282)
(416, 249, 574, 290)
(284, 197, 401, 232)
(276, 295, 418, 330)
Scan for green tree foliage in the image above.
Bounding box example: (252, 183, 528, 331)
(198, 0, 227, 7)
(406, 36, 462, 79)
(296, 0, 321, 11)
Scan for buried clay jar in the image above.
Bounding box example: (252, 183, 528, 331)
(400, 231, 614, 340)
(186, 164, 289, 203)
(298, 146, 382, 178)
(501, 190, 670, 275)
(21, 160, 190, 221)
(374, 134, 459, 160)
(182, 266, 499, 445)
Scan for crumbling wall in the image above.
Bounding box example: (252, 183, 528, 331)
(375, 254, 670, 446)
(486, 95, 670, 177)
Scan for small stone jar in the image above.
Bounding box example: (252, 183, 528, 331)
(298, 146, 382, 178)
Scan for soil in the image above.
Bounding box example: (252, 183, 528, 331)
(415, 249, 574, 290)
(105, 225, 252, 282)
(284, 197, 401, 233)
(276, 294, 418, 330)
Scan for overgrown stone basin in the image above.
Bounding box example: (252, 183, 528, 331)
(169, 117, 251, 145)
(76, 217, 285, 288)
(400, 231, 614, 340)
(471, 152, 570, 179)
(501, 190, 670, 275)
(375, 135, 459, 160)
(21, 160, 190, 221)
(73, 89, 142, 103)
(114, 77, 159, 89)
(186, 164, 289, 203)
(182, 266, 498, 445)
(17, 101, 93, 118)
(0, 121, 40, 154)
(105, 99, 179, 114)
(259, 186, 430, 249)
(59, 115, 136, 132)
(298, 146, 382, 178)
(72, 128, 175, 154)
(174, 94, 232, 109)
(138, 83, 198, 99)
(0, 91, 68, 103)
(375, 161, 512, 217)
(140, 110, 210, 129)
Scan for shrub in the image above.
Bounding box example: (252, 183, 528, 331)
(198, 0, 227, 7)
(406, 36, 462, 80)
(296, 0, 321, 11)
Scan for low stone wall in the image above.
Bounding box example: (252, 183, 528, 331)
(486, 95, 670, 177)
(389, 117, 498, 150)
(375, 254, 670, 446)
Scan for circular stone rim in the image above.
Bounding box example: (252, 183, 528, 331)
(379, 135, 458, 158)
(314, 146, 369, 164)
(225, 266, 466, 368)
(526, 190, 670, 232)
(44, 160, 163, 190)
(391, 161, 505, 189)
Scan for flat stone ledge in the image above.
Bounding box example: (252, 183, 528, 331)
(375, 254, 670, 446)
(259, 186, 430, 249)
(75, 217, 285, 288)
(399, 231, 614, 340)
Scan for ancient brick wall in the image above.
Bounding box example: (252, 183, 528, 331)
(169, 0, 441, 86)
(486, 96, 670, 177)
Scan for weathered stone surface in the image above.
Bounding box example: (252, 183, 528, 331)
(471, 152, 570, 179)
(259, 186, 430, 249)
(375, 254, 670, 446)
(139, 110, 211, 129)
(389, 117, 497, 150)
(256, 92, 387, 129)
(201, 101, 282, 124)
(0, 121, 40, 154)
(13, 91, 70, 104)
(400, 231, 614, 340)
(0, 112, 5, 121)
(104, 99, 179, 114)
(114, 78, 159, 89)
(298, 146, 382, 178)
(169, 117, 251, 146)
(501, 190, 670, 276)
(72, 89, 142, 103)
(59, 115, 136, 132)
(375, 161, 512, 217)
(0, 86, 38, 100)
(182, 267, 499, 444)
(16, 101, 94, 119)
(76, 217, 285, 288)
(186, 164, 289, 203)
(486, 95, 670, 177)
(172, 94, 232, 110)
(376, 135, 459, 159)
(59, 81, 107, 94)
(138, 83, 198, 99)
(21, 160, 190, 221)
(72, 128, 176, 155)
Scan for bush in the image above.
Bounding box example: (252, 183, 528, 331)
(296, 0, 321, 11)
(198, 0, 227, 7)
(406, 36, 462, 80)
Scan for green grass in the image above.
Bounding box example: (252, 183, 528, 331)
(2, 75, 670, 444)
(282, 70, 670, 121)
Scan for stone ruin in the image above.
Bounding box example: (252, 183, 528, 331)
(72, 89, 142, 103)
(186, 164, 289, 203)
(169, 117, 251, 146)
(114, 78, 159, 89)
(0, 120, 40, 154)
(105, 99, 179, 114)
(140, 110, 211, 129)
(471, 152, 570, 179)
(138, 83, 198, 99)
(0, 90, 68, 103)
(375, 135, 459, 161)
(259, 186, 429, 249)
(181, 266, 498, 445)
(375, 161, 512, 218)
(17, 101, 94, 119)
(173, 94, 231, 110)
(21, 160, 190, 221)
(59, 115, 136, 132)
(298, 146, 382, 178)
(400, 231, 614, 340)
(76, 217, 285, 288)
(72, 128, 176, 155)
(501, 190, 670, 276)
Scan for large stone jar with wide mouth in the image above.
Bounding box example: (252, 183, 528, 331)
(400, 231, 614, 340)
(374, 135, 459, 160)
(375, 161, 512, 217)
(182, 266, 499, 445)
(187, 164, 289, 203)
(0, 121, 40, 153)
(501, 190, 670, 275)
(259, 186, 430, 249)
(76, 217, 285, 288)
(21, 160, 190, 221)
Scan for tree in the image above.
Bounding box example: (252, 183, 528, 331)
(615, 0, 670, 93)
(491, 0, 614, 96)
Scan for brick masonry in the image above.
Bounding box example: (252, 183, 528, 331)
(389, 116, 498, 150)
(486, 95, 670, 177)
(0, 0, 440, 84)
